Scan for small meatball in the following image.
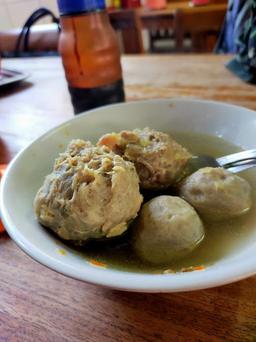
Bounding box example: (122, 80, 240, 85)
(34, 139, 143, 242)
(134, 196, 205, 264)
(97, 127, 191, 189)
(180, 167, 252, 220)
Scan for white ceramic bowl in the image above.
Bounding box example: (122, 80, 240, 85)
(1, 99, 256, 292)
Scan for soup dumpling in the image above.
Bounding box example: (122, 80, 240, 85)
(133, 196, 205, 264)
(180, 167, 252, 220)
(34, 139, 143, 242)
(97, 127, 191, 189)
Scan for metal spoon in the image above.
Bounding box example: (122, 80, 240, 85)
(187, 149, 256, 174)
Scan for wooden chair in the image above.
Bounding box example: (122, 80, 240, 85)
(147, 0, 187, 53)
(174, 7, 226, 52)
(0, 24, 59, 56)
(0, 10, 144, 56)
(109, 9, 144, 54)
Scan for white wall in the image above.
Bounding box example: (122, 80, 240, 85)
(0, 0, 58, 30)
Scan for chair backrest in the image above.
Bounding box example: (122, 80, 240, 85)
(0, 24, 59, 55)
(174, 7, 226, 52)
(175, 7, 226, 33)
(109, 9, 144, 54)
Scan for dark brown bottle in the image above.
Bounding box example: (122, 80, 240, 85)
(57, 0, 125, 114)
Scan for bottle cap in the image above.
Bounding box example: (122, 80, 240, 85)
(57, 0, 106, 15)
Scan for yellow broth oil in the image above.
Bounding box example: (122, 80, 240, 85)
(66, 132, 256, 273)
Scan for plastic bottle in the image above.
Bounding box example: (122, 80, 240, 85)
(57, 0, 125, 114)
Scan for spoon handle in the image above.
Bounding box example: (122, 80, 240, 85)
(225, 161, 256, 173)
(217, 149, 256, 167)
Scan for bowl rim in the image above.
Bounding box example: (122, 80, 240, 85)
(1, 98, 256, 292)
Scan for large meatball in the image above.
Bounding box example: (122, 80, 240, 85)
(34, 139, 143, 242)
(134, 196, 205, 264)
(180, 167, 252, 220)
(97, 127, 191, 189)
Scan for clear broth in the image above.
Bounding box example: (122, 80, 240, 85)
(63, 132, 256, 273)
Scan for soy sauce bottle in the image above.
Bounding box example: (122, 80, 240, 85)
(57, 0, 125, 114)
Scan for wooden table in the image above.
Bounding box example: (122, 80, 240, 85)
(0, 55, 256, 341)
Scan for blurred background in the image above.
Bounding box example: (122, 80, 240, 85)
(0, 0, 58, 30)
(0, 0, 228, 54)
(0, 0, 58, 31)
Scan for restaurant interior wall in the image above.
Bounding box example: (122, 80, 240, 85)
(0, 0, 58, 30)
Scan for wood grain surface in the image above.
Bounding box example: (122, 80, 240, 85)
(0, 55, 255, 341)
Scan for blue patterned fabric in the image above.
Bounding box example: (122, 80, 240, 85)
(216, 0, 256, 84)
